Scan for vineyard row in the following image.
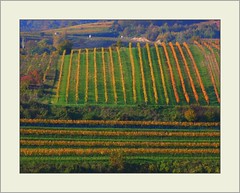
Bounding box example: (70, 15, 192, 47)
(55, 42, 219, 105)
(21, 148, 220, 156)
(20, 118, 220, 127)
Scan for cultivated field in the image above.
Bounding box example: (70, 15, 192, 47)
(20, 40, 220, 106)
(52, 41, 220, 106)
(20, 39, 220, 173)
(20, 119, 220, 173)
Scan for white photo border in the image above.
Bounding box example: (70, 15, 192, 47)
(1, 1, 239, 192)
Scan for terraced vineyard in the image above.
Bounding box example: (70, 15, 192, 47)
(53, 41, 220, 106)
(20, 119, 220, 173)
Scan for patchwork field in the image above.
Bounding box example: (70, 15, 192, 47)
(20, 119, 220, 173)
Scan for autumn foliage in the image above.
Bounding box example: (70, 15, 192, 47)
(137, 43, 148, 103)
(94, 48, 98, 102)
(129, 43, 137, 103)
(20, 139, 220, 148)
(154, 43, 169, 105)
(85, 49, 89, 102)
(169, 42, 189, 103)
(66, 49, 74, 102)
(162, 42, 179, 103)
(101, 48, 108, 103)
(20, 118, 220, 127)
(56, 50, 66, 101)
(109, 47, 117, 103)
(75, 49, 81, 103)
(194, 41, 220, 103)
(183, 42, 209, 104)
(176, 42, 199, 103)
(21, 147, 219, 156)
(117, 47, 126, 103)
(146, 43, 158, 104)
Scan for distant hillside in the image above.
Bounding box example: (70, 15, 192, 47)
(20, 20, 99, 32)
(20, 20, 220, 49)
(113, 20, 220, 41)
(41, 21, 114, 35)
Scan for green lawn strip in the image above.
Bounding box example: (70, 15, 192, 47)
(112, 49, 125, 104)
(68, 53, 78, 104)
(104, 51, 114, 104)
(87, 51, 95, 104)
(166, 46, 186, 105)
(21, 135, 220, 148)
(141, 47, 155, 104)
(96, 50, 105, 104)
(20, 134, 220, 141)
(131, 47, 145, 104)
(58, 55, 70, 105)
(120, 47, 134, 104)
(174, 46, 196, 104)
(182, 46, 206, 105)
(78, 52, 86, 104)
(20, 155, 220, 163)
(20, 126, 220, 132)
(158, 46, 176, 105)
(20, 136, 220, 143)
(20, 151, 219, 158)
(150, 47, 165, 105)
(21, 144, 220, 149)
(190, 45, 218, 105)
(132, 156, 220, 166)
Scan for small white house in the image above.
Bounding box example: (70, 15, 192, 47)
(89, 35, 92, 38)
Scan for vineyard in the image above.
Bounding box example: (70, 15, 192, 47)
(20, 120, 220, 173)
(57, 41, 218, 105)
(20, 39, 220, 173)
(20, 40, 220, 106)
